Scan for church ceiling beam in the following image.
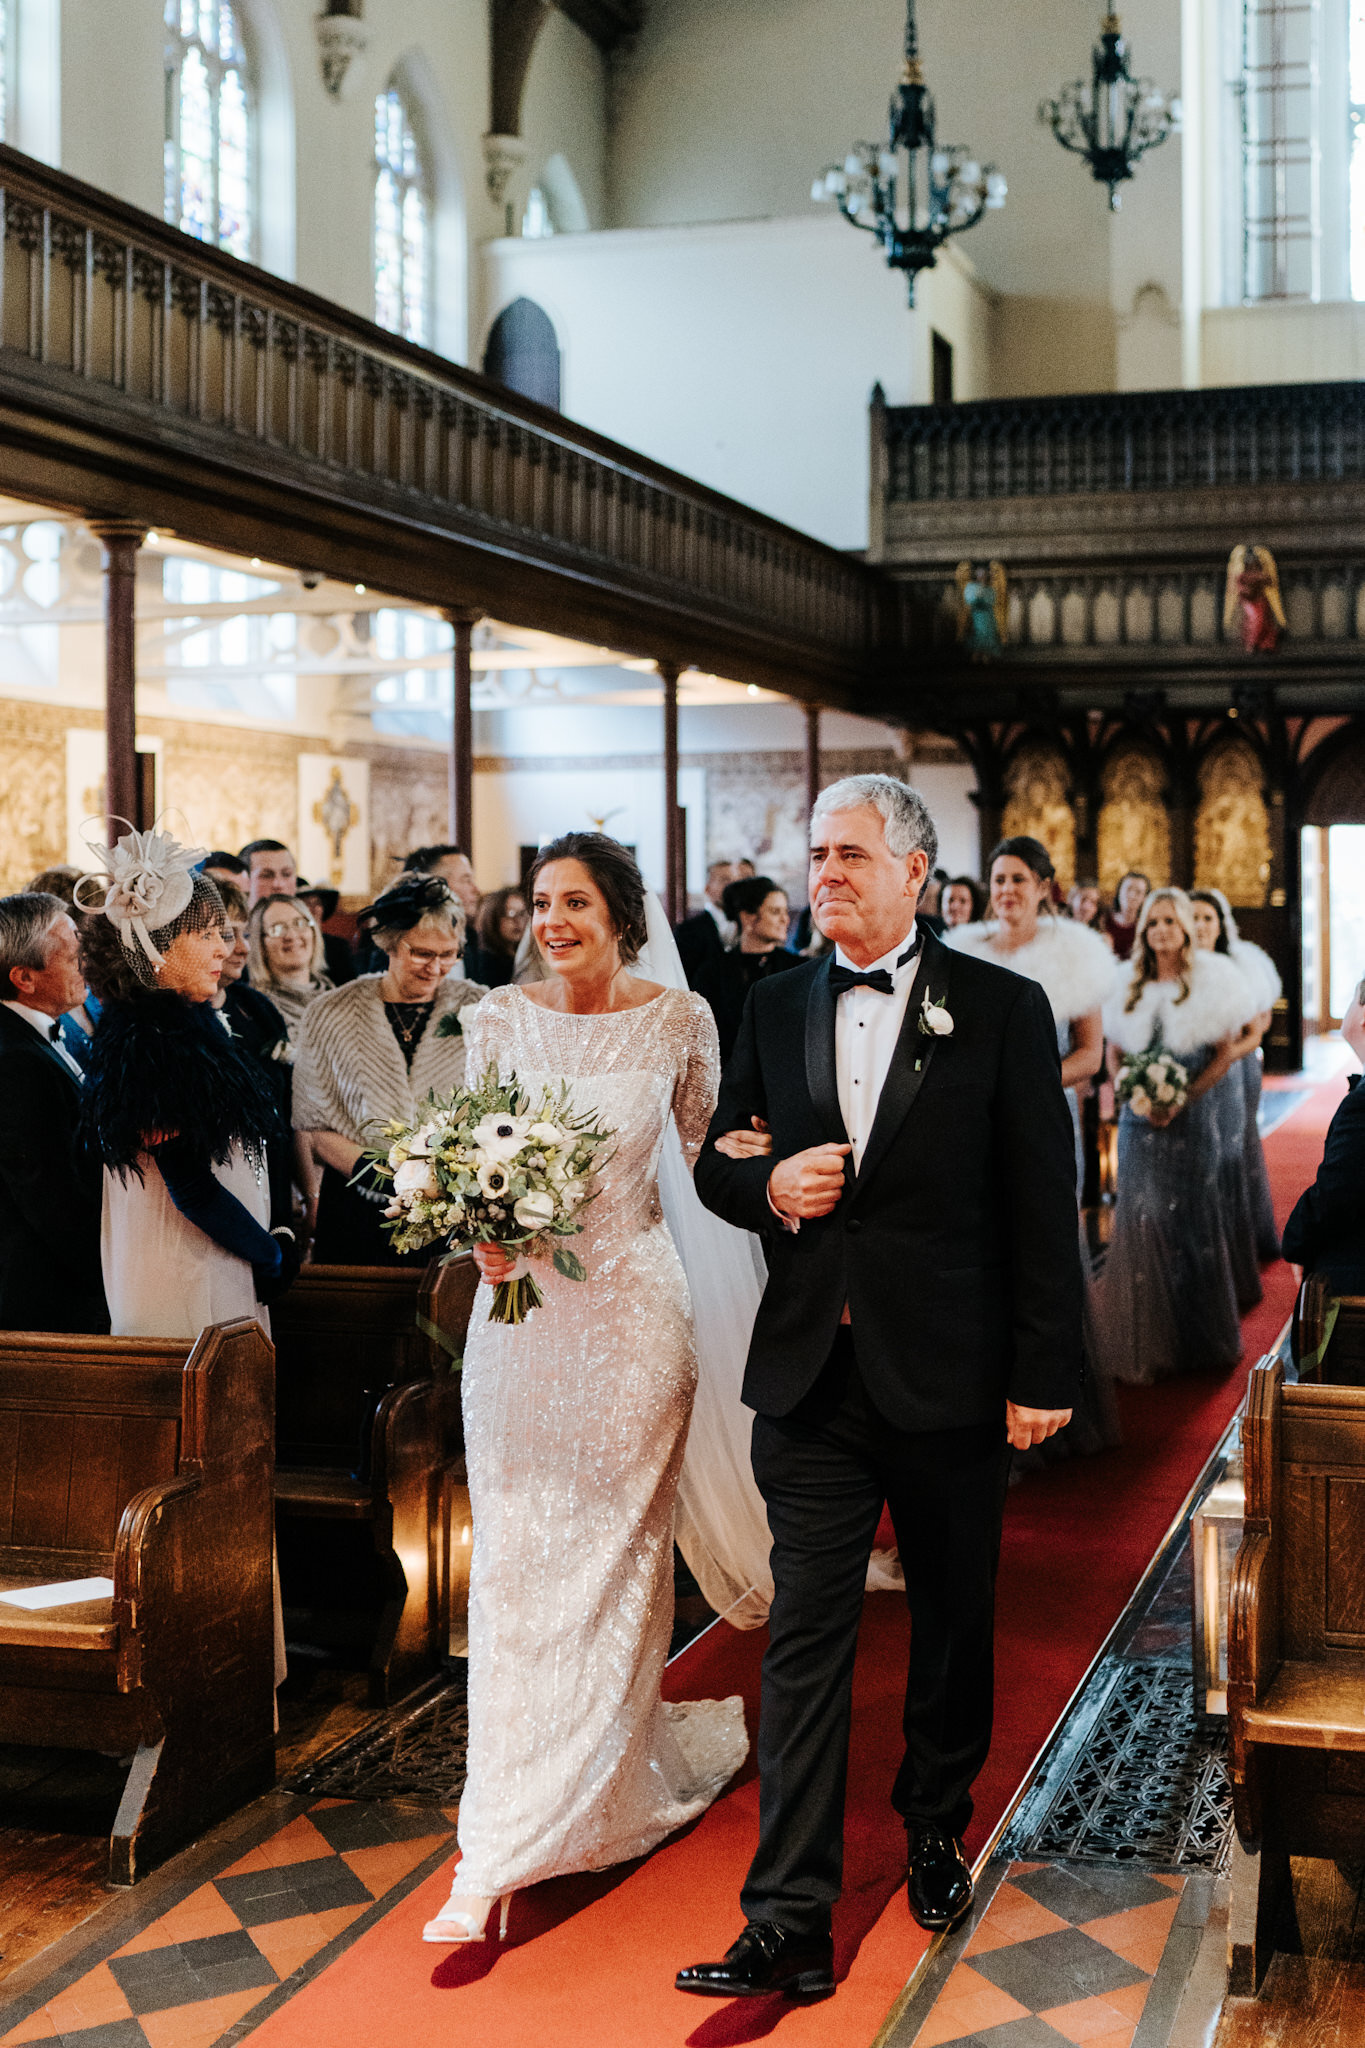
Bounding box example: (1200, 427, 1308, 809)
(555, 0, 643, 51)
(489, 0, 553, 138)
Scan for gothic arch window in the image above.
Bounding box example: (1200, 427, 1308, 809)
(164, 0, 255, 260)
(373, 81, 431, 346)
(483, 298, 561, 411)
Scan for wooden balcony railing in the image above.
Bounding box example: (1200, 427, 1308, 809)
(879, 383, 1365, 505)
(0, 146, 885, 702)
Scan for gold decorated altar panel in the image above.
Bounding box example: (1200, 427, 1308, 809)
(1194, 739, 1271, 909)
(1001, 742, 1076, 892)
(1097, 744, 1171, 898)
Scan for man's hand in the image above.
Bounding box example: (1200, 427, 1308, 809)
(769, 1143, 852, 1220)
(715, 1116, 773, 1161)
(1006, 1402, 1073, 1450)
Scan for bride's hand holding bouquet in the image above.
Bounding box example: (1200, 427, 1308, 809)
(1116, 1046, 1189, 1130)
(361, 1061, 615, 1325)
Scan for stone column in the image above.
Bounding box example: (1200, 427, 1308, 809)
(659, 661, 682, 923)
(90, 521, 146, 838)
(447, 607, 480, 853)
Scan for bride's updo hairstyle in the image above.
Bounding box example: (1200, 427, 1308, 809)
(1124, 886, 1196, 1011)
(987, 835, 1057, 911)
(528, 832, 648, 967)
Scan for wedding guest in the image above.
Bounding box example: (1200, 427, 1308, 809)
(1095, 888, 1251, 1384)
(212, 880, 299, 1228)
(1189, 891, 1261, 1310)
(1067, 880, 1108, 937)
(1106, 870, 1150, 961)
(246, 894, 334, 1041)
(705, 875, 801, 1062)
(27, 865, 100, 1067)
(77, 839, 296, 1340)
(239, 838, 298, 905)
(296, 877, 356, 987)
(0, 893, 107, 1333)
(292, 876, 485, 1264)
(1283, 976, 1365, 1295)
(919, 868, 948, 921)
(676, 860, 736, 987)
(942, 876, 985, 928)
(201, 850, 249, 891)
(351, 843, 484, 978)
(466, 886, 527, 988)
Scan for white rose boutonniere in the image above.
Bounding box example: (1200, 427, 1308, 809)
(918, 991, 954, 1038)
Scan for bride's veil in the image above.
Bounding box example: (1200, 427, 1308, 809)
(640, 893, 774, 1628)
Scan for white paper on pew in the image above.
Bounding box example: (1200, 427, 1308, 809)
(0, 1577, 115, 1609)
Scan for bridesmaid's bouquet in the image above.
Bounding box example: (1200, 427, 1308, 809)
(361, 1063, 615, 1324)
(1115, 1046, 1189, 1121)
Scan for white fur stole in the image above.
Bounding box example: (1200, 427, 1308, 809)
(946, 917, 1122, 1024)
(1229, 936, 1282, 1010)
(1103, 947, 1258, 1055)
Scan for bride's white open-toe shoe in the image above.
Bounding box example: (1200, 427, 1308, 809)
(421, 1888, 512, 1945)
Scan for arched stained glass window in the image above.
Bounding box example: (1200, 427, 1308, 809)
(373, 84, 430, 346)
(164, 0, 255, 261)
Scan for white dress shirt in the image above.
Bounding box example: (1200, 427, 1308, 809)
(705, 898, 737, 948)
(2, 999, 85, 1081)
(833, 930, 920, 1171)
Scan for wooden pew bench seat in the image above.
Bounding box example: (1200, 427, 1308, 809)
(0, 1561, 117, 1653)
(273, 1470, 373, 1519)
(1243, 1657, 1365, 1752)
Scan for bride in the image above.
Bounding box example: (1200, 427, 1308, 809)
(424, 833, 748, 1945)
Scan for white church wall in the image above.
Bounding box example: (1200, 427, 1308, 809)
(481, 216, 992, 549)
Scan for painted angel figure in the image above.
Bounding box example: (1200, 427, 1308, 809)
(955, 559, 1009, 660)
(1224, 545, 1286, 655)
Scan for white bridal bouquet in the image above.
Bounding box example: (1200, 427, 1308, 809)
(1115, 1045, 1190, 1122)
(362, 1062, 615, 1325)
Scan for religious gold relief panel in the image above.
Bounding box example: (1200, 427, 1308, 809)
(1194, 739, 1271, 908)
(1001, 743, 1075, 892)
(1097, 746, 1171, 898)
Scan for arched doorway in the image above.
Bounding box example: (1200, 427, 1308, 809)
(483, 298, 561, 411)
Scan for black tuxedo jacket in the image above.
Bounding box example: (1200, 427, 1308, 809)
(693, 927, 1084, 1432)
(675, 909, 728, 990)
(1282, 1073, 1365, 1293)
(0, 1003, 108, 1332)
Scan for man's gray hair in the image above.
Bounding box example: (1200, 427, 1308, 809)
(0, 891, 69, 996)
(810, 774, 939, 874)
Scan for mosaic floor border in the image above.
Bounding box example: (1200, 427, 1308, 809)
(0, 1797, 457, 2048)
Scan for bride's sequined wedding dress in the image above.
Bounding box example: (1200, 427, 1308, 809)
(452, 985, 748, 1897)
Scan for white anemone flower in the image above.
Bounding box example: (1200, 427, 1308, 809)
(470, 1112, 532, 1163)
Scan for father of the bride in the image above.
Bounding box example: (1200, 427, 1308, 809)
(678, 774, 1084, 2001)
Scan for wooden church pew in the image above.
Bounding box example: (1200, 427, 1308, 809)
(0, 1318, 275, 1884)
(1228, 1355, 1365, 1991)
(271, 1257, 478, 1703)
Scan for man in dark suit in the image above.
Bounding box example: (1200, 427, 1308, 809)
(674, 859, 736, 989)
(1283, 978, 1365, 1293)
(0, 893, 108, 1332)
(678, 775, 1083, 2001)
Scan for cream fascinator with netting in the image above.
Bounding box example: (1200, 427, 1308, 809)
(75, 821, 212, 977)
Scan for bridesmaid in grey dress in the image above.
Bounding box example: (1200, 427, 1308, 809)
(423, 834, 747, 1947)
(1096, 889, 1253, 1385)
(1188, 892, 1260, 1309)
(948, 836, 1122, 1455)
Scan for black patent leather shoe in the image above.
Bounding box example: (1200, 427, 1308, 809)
(906, 1826, 973, 1932)
(675, 1921, 835, 1999)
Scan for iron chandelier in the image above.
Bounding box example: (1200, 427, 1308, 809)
(811, 0, 1005, 306)
(1041, 12, 1180, 210)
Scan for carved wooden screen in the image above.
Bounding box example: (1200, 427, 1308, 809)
(1195, 738, 1272, 907)
(1000, 742, 1076, 892)
(1097, 745, 1171, 898)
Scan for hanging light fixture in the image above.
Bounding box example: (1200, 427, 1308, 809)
(811, 0, 1006, 307)
(1041, 13, 1180, 210)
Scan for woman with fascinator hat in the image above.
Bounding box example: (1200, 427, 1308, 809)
(76, 826, 297, 1340)
(291, 874, 487, 1264)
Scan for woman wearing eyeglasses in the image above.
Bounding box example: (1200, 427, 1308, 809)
(245, 895, 334, 1041)
(292, 877, 488, 1264)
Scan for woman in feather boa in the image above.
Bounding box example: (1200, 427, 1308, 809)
(948, 836, 1122, 1455)
(1094, 888, 1253, 1384)
(1188, 893, 1265, 1311)
(1209, 890, 1282, 1264)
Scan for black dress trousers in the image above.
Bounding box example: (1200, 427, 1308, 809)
(741, 1327, 1011, 1939)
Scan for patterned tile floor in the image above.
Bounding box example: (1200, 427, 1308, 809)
(887, 1859, 1215, 2048)
(0, 1801, 457, 2048)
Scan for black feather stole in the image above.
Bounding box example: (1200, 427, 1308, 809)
(85, 994, 283, 1176)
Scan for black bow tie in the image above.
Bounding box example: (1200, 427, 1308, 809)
(829, 965, 894, 996)
(48, 1020, 62, 1044)
(828, 943, 918, 999)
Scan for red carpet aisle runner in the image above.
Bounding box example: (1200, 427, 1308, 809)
(249, 1073, 1341, 2048)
